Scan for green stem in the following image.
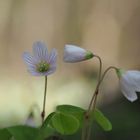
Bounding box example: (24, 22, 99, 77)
(87, 55, 102, 113)
(86, 90, 98, 140)
(41, 76, 47, 124)
(87, 66, 118, 114)
(94, 55, 102, 81)
(85, 66, 118, 140)
(81, 55, 102, 140)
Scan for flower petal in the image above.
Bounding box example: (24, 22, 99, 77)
(26, 66, 39, 75)
(120, 72, 138, 102)
(126, 71, 140, 91)
(33, 41, 48, 60)
(28, 69, 42, 76)
(23, 41, 57, 76)
(23, 52, 37, 66)
(44, 68, 56, 76)
(48, 48, 57, 63)
(120, 80, 138, 102)
(63, 45, 90, 63)
(49, 65, 56, 72)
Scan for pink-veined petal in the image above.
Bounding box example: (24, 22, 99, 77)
(23, 41, 57, 76)
(48, 48, 57, 64)
(23, 52, 37, 66)
(33, 41, 48, 60)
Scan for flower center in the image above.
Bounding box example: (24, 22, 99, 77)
(37, 61, 50, 73)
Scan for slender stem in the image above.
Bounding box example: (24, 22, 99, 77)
(97, 66, 118, 89)
(82, 91, 98, 140)
(87, 66, 118, 117)
(88, 66, 118, 113)
(81, 55, 102, 140)
(84, 66, 118, 140)
(87, 55, 102, 115)
(86, 90, 98, 140)
(81, 118, 87, 140)
(41, 76, 47, 124)
(94, 55, 102, 82)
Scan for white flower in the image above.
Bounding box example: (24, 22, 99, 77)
(23, 41, 57, 76)
(63, 45, 94, 63)
(117, 70, 140, 102)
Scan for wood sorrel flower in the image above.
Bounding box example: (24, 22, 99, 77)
(63, 45, 94, 63)
(23, 41, 57, 76)
(116, 69, 140, 102)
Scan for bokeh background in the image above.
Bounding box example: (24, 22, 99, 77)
(0, 0, 140, 139)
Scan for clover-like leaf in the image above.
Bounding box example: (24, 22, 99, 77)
(7, 125, 38, 140)
(36, 112, 56, 140)
(56, 105, 85, 127)
(93, 108, 112, 131)
(42, 112, 56, 128)
(36, 126, 54, 140)
(0, 128, 12, 140)
(51, 112, 79, 135)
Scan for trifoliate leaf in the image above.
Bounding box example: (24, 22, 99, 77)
(7, 125, 38, 140)
(36, 126, 54, 140)
(36, 112, 56, 140)
(56, 105, 85, 127)
(51, 112, 79, 135)
(0, 128, 12, 140)
(42, 112, 56, 128)
(93, 108, 112, 131)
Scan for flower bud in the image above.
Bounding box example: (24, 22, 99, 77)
(63, 45, 94, 63)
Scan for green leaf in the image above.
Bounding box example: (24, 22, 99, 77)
(36, 113, 56, 140)
(56, 105, 85, 127)
(51, 112, 79, 135)
(36, 126, 54, 140)
(7, 125, 38, 140)
(0, 128, 12, 140)
(93, 108, 112, 131)
(42, 112, 56, 128)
